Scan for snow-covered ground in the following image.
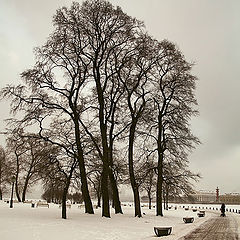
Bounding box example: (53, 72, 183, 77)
(0, 201, 239, 240)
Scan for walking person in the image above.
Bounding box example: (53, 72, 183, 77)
(220, 203, 225, 217)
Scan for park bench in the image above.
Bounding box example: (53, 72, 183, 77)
(36, 201, 49, 208)
(185, 207, 189, 210)
(154, 227, 172, 237)
(183, 217, 194, 223)
(197, 211, 205, 217)
(192, 209, 197, 212)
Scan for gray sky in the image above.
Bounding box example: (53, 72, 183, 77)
(0, 0, 240, 195)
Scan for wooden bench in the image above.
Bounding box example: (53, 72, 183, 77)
(36, 202, 49, 208)
(183, 217, 194, 223)
(192, 209, 197, 212)
(154, 227, 172, 237)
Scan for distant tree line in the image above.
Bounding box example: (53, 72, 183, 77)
(0, 0, 200, 219)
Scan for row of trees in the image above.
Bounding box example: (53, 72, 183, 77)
(0, 0, 200, 219)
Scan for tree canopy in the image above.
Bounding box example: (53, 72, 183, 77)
(0, 0, 199, 219)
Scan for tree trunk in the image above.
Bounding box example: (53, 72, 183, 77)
(61, 175, 73, 219)
(156, 113, 164, 216)
(166, 186, 169, 210)
(163, 192, 166, 210)
(101, 162, 110, 217)
(22, 185, 27, 202)
(156, 169, 163, 216)
(148, 191, 152, 210)
(74, 119, 94, 214)
(129, 123, 142, 217)
(0, 188, 2, 200)
(22, 176, 30, 202)
(108, 132, 123, 214)
(78, 155, 94, 214)
(94, 65, 111, 218)
(108, 169, 122, 214)
(133, 187, 141, 217)
(97, 192, 101, 208)
(62, 188, 68, 219)
(15, 154, 22, 202)
(156, 157, 163, 213)
(15, 178, 21, 202)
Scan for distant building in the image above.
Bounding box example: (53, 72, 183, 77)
(190, 190, 216, 203)
(189, 188, 240, 204)
(219, 193, 240, 204)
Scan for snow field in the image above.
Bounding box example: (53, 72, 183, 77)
(0, 201, 239, 240)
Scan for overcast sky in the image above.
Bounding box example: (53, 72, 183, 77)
(0, 0, 240, 195)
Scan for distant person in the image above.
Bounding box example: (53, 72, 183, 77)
(220, 203, 225, 217)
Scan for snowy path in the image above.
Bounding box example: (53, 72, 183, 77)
(180, 213, 239, 240)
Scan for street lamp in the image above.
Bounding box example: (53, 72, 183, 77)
(10, 176, 15, 208)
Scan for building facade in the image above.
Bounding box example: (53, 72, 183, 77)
(190, 190, 216, 203)
(219, 193, 240, 204)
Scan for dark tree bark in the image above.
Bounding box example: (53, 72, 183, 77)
(62, 189, 67, 219)
(147, 191, 152, 210)
(129, 122, 142, 217)
(61, 175, 72, 219)
(15, 153, 22, 202)
(74, 119, 94, 214)
(156, 115, 164, 216)
(21, 176, 30, 202)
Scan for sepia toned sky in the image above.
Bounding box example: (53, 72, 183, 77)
(0, 0, 240, 195)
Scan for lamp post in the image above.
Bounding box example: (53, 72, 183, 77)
(10, 176, 15, 208)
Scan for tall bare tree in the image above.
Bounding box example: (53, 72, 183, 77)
(1, 0, 200, 220)
(148, 40, 200, 216)
(117, 35, 158, 217)
(65, 0, 145, 217)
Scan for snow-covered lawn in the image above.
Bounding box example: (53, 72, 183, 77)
(0, 201, 239, 240)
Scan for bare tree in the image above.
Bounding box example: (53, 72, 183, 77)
(117, 34, 158, 217)
(60, 0, 147, 217)
(0, 0, 98, 214)
(0, 146, 10, 200)
(41, 150, 78, 219)
(6, 130, 28, 202)
(163, 160, 200, 208)
(147, 40, 200, 216)
(0, 0, 200, 220)
(140, 159, 156, 210)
